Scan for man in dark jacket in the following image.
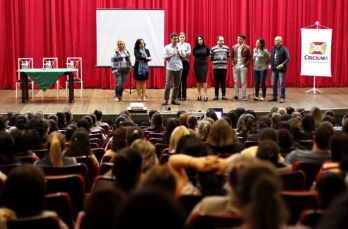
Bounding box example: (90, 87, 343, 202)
(268, 36, 290, 103)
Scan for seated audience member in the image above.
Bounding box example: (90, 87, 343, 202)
(24, 129, 45, 150)
(140, 109, 157, 127)
(320, 132, 348, 173)
(247, 116, 272, 142)
(206, 108, 218, 122)
(196, 120, 212, 142)
(64, 110, 75, 125)
(310, 106, 322, 126)
(0, 132, 19, 165)
(291, 111, 302, 120)
(274, 121, 291, 132)
(48, 114, 58, 125)
(105, 127, 128, 158)
(256, 140, 292, 173)
(0, 164, 68, 228)
(34, 132, 77, 167)
(177, 110, 186, 118)
(296, 107, 306, 117)
(138, 165, 177, 198)
(187, 155, 254, 221)
(146, 112, 166, 132)
(56, 112, 66, 129)
(301, 114, 315, 139)
(241, 128, 285, 163)
(187, 115, 198, 130)
(116, 188, 185, 229)
(280, 113, 292, 122)
(201, 117, 214, 125)
(126, 127, 145, 145)
(64, 128, 99, 172)
(64, 124, 77, 146)
(287, 118, 306, 141)
(207, 119, 244, 154)
(232, 161, 289, 229)
(321, 115, 333, 125)
(110, 147, 142, 194)
(130, 139, 158, 173)
(162, 118, 180, 144)
(224, 111, 238, 129)
(317, 194, 348, 229)
(48, 119, 58, 134)
(14, 115, 27, 133)
(10, 129, 38, 159)
(77, 118, 91, 133)
(119, 110, 132, 121)
(0, 115, 7, 132)
(278, 108, 287, 116)
(316, 172, 347, 210)
(222, 116, 232, 127)
(179, 113, 190, 127)
(94, 109, 110, 130)
(235, 107, 246, 119)
(271, 113, 281, 128)
(285, 122, 334, 165)
(83, 183, 126, 229)
(323, 110, 336, 126)
(286, 106, 295, 115)
(168, 126, 190, 153)
(277, 129, 298, 155)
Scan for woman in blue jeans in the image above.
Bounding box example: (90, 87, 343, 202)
(253, 38, 270, 101)
(111, 39, 132, 102)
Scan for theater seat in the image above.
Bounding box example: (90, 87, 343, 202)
(45, 192, 74, 229)
(7, 212, 61, 229)
(188, 212, 243, 229)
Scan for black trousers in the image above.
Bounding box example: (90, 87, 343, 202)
(213, 69, 227, 96)
(178, 60, 190, 99)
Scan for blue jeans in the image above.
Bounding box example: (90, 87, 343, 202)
(233, 67, 247, 97)
(114, 72, 128, 97)
(272, 70, 286, 99)
(254, 69, 267, 98)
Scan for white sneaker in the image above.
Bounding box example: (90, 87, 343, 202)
(280, 98, 285, 103)
(114, 97, 119, 102)
(260, 97, 265, 101)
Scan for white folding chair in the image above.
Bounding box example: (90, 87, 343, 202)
(65, 57, 83, 98)
(42, 57, 59, 98)
(16, 58, 34, 99)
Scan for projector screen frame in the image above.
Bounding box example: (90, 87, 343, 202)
(96, 9, 165, 68)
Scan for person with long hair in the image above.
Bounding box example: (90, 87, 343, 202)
(64, 128, 99, 172)
(193, 35, 210, 101)
(162, 118, 180, 144)
(0, 132, 19, 165)
(253, 38, 270, 101)
(207, 119, 243, 154)
(34, 131, 76, 167)
(111, 38, 132, 102)
(310, 106, 322, 126)
(169, 126, 190, 153)
(233, 161, 289, 229)
(177, 32, 191, 101)
(196, 120, 212, 142)
(134, 38, 152, 102)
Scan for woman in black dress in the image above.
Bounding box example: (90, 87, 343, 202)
(193, 35, 210, 101)
(134, 39, 152, 102)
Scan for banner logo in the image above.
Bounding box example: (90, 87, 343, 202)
(309, 42, 327, 55)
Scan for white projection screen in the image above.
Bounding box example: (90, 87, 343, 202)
(96, 9, 165, 67)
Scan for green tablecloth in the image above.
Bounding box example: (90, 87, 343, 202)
(17, 68, 78, 91)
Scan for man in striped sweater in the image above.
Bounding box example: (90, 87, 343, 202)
(210, 36, 230, 100)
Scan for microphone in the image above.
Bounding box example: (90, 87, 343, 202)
(170, 46, 178, 62)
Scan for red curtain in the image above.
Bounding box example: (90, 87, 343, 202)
(1, 0, 347, 90)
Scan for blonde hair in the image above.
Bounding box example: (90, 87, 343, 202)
(169, 126, 190, 152)
(114, 38, 128, 51)
(47, 131, 65, 167)
(131, 139, 157, 173)
(310, 106, 322, 126)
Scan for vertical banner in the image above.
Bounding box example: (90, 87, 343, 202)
(300, 29, 332, 77)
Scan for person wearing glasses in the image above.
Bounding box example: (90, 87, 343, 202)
(268, 36, 290, 103)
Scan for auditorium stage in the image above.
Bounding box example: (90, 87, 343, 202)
(1, 87, 348, 123)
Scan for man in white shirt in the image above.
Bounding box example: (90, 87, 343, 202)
(162, 32, 186, 105)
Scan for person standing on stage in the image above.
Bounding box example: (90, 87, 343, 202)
(111, 39, 132, 102)
(134, 38, 152, 102)
(162, 32, 186, 106)
(177, 32, 191, 101)
(253, 38, 270, 101)
(210, 36, 230, 100)
(231, 34, 252, 101)
(193, 35, 210, 102)
(268, 36, 290, 103)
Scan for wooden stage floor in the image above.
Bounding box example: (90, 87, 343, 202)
(1, 87, 347, 116)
